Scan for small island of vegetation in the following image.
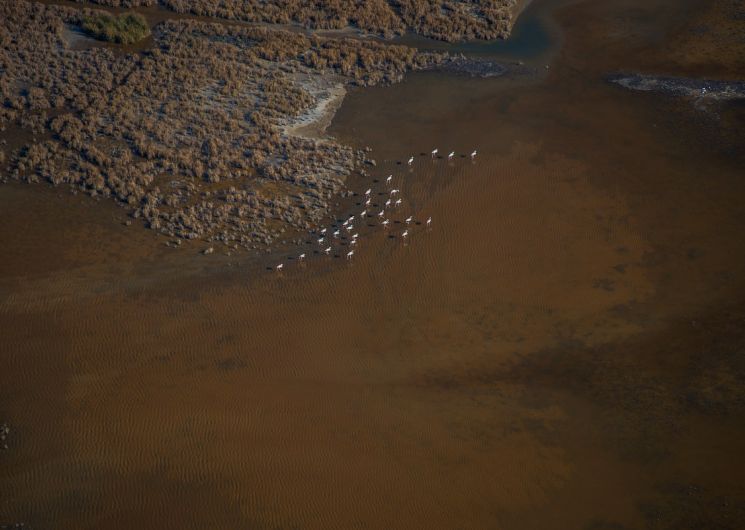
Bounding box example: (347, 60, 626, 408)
(81, 12, 150, 44)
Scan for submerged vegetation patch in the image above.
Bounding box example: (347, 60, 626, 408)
(81, 12, 150, 44)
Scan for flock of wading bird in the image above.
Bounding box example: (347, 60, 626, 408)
(274, 148, 477, 271)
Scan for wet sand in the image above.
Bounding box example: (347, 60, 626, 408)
(2, 0, 745, 528)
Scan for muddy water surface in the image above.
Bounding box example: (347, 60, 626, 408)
(2, 0, 745, 528)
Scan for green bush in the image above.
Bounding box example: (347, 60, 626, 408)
(81, 12, 150, 44)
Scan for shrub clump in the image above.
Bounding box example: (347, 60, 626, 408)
(81, 12, 150, 44)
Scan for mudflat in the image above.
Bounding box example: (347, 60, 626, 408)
(1, 0, 744, 528)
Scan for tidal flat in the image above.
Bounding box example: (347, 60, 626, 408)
(1, 0, 745, 528)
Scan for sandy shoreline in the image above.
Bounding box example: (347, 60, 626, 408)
(511, 0, 534, 22)
(282, 76, 347, 141)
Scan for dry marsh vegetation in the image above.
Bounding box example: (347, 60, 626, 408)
(1, 1, 457, 250)
(73, 0, 518, 41)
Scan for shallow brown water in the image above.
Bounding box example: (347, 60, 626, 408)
(2, 0, 745, 528)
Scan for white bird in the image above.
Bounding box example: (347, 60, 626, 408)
(324, 246, 332, 254)
(390, 189, 399, 196)
(382, 219, 390, 227)
(365, 188, 371, 196)
(426, 216, 432, 227)
(317, 237, 324, 244)
(448, 151, 455, 160)
(361, 210, 367, 217)
(386, 175, 393, 185)
(333, 230, 340, 238)
(470, 150, 477, 159)
(352, 233, 359, 239)
(407, 156, 414, 165)
(346, 224, 354, 232)
(346, 250, 354, 259)
(299, 253, 306, 260)
(405, 216, 413, 224)
(343, 219, 349, 227)
(348, 215, 355, 222)
(320, 228, 327, 235)
(402, 230, 409, 238)
(395, 199, 402, 207)
(431, 148, 438, 157)
(276, 263, 283, 271)
(350, 239, 357, 246)
(365, 198, 371, 207)
(378, 210, 385, 217)
(385, 199, 392, 208)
